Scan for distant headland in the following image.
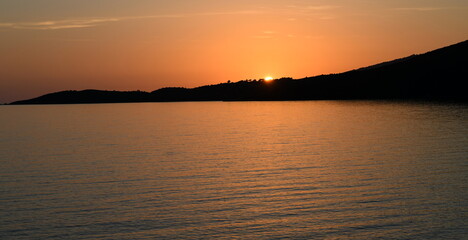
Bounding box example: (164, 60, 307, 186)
(10, 40, 468, 105)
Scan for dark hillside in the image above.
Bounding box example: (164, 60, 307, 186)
(11, 90, 152, 105)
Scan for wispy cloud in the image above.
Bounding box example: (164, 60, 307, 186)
(0, 10, 261, 30)
(287, 5, 341, 11)
(393, 7, 447, 12)
(306, 5, 341, 11)
(195, 10, 261, 16)
(0, 18, 120, 30)
(284, 4, 341, 21)
(253, 30, 277, 39)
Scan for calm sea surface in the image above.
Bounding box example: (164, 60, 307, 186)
(0, 101, 467, 239)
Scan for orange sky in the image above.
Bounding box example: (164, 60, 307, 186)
(1, 0, 467, 103)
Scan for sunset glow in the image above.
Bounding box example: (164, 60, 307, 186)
(265, 77, 274, 81)
(0, 0, 467, 103)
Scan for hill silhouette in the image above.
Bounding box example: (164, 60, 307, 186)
(11, 40, 468, 104)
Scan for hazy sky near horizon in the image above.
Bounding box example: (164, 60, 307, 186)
(1, 0, 467, 102)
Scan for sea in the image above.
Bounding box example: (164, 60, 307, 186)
(0, 101, 467, 239)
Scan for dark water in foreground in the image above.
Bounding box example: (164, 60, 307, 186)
(0, 101, 467, 239)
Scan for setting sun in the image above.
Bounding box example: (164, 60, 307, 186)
(265, 76, 274, 81)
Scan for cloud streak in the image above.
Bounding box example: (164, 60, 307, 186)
(393, 7, 447, 12)
(283, 4, 341, 21)
(0, 18, 120, 30)
(306, 5, 341, 11)
(287, 5, 341, 11)
(0, 10, 261, 30)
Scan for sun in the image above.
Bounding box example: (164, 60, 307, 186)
(264, 76, 274, 81)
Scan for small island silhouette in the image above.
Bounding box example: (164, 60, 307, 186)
(10, 40, 467, 105)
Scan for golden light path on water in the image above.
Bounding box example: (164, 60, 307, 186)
(0, 101, 467, 239)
